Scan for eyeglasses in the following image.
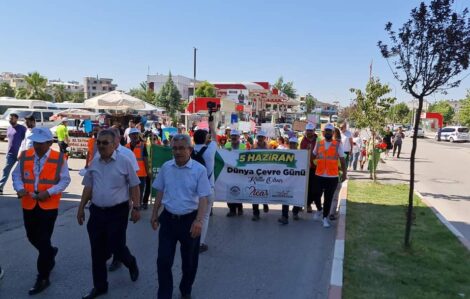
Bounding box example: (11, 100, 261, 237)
(97, 140, 111, 146)
(172, 146, 188, 151)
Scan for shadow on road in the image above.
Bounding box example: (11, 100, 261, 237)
(419, 192, 470, 202)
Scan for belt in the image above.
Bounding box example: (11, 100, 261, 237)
(91, 201, 128, 211)
(163, 209, 197, 220)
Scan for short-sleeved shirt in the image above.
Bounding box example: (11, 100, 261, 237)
(313, 141, 345, 178)
(7, 124, 26, 156)
(194, 141, 217, 188)
(56, 124, 69, 142)
(341, 130, 353, 152)
(82, 151, 140, 207)
(96, 144, 139, 172)
(152, 158, 211, 215)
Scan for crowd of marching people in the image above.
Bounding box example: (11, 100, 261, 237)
(0, 111, 405, 298)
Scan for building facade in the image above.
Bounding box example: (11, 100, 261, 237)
(83, 76, 117, 99)
(147, 74, 194, 100)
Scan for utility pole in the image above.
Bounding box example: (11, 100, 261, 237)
(193, 47, 197, 115)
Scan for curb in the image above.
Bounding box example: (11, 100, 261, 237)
(328, 180, 348, 299)
(415, 191, 470, 251)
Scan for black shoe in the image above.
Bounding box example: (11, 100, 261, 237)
(251, 214, 260, 221)
(28, 277, 50, 295)
(329, 214, 337, 221)
(293, 214, 300, 221)
(181, 293, 192, 299)
(142, 203, 148, 210)
(82, 287, 108, 299)
(226, 211, 236, 217)
(237, 208, 244, 216)
(263, 205, 269, 213)
(210, 207, 213, 216)
(199, 243, 209, 253)
(108, 259, 122, 272)
(278, 216, 288, 225)
(129, 257, 139, 282)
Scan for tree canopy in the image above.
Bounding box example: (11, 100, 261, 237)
(273, 76, 297, 99)
(387, 102, 411, 124)
(129, 81, 156, 104)
(155, 72, 184, 122)
(459, 90, 470, 126)
(0, 82, 15, 97)
(195, 81, 216, 98)
(428, 100, 455, 123)
(304, 93, 316, 115)
(23, 72, 49, 101)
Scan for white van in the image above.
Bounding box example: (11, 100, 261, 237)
(435, 126, 470, 142)
(0, 108, 57, 140)
(0, 97, 57, 115)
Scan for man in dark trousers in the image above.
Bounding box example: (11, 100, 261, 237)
(251, 130, 269, 221)
(300, 123, 318, 213)
(78, 129, 141, 299)
(12, 127, 71, 295)
(151, 134, 211, 299)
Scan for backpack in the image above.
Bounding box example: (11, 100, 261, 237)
(191, 146, 208, 167)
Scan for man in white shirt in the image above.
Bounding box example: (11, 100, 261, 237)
(18, 115, 36, 156)
(192, 117, 217, 253)
(351, 131, 362, 171)
(340, 122, 353, 167)
(123, 120, 136, 144)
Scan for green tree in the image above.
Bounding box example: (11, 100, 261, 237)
(428, 100, 455, 124)
(378, 0, 470, 248)
(129, 81, 156, 103)
(351, 78, 396, 179)
(195, 81, 216, 98)
(304, 93, 316, 114)
(15, 87, 28, 99)
(52, 85, 68, 103)
(0, 82, 15, 97)
(273, 76, 297, 99)
(459, 91, 470, 126)
(69, 92, 85, 103)
(387, 102, 411, 124)
(155, 72, 184, 122)
(24, 72, 49, 100)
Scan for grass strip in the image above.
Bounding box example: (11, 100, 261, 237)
(343, 181, 470, 299)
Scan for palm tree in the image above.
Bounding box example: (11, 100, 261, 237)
(129, 81, 156, 103)
(15, 87, 28, 99)
(52, 85, 68, 103)
(24, 72, 48, 100)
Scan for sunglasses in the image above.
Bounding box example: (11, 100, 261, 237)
(97, 140, 111, 146)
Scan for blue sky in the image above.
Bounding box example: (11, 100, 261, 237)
(1, 0, 469, 105)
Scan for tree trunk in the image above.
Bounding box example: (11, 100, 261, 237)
(404, 97, 423, 247)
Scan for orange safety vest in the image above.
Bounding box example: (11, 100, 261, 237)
(315, 140, 340, 176)
(19, 148, 64, 210)
(126, 142, 147, 177)
(86, 137, 96, 167)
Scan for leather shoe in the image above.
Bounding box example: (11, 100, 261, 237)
(226, 211, 236, 217)
(129, 257, 139, 282)
(82, 287, 108, 299)
(28, 277, 50, 295)
(108, 259, 122, 272)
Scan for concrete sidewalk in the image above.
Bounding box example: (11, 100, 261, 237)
(0, 152, 336, 299)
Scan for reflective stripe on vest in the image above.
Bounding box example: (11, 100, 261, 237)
(19, 148, 64, 210)
(315, 140, 340, 176)
(126, 143, 147, 177)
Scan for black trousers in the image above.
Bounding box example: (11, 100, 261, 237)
(307, 168, 316, 206)
(312, 175, 338, 218)
(143, 175, 151, 205)
(227, 203, 242, 213)
(252, 204, 269, 216)
(87, 202, 135, 290)
(23, 206, 58, 279)
(393, 143, 402, 158)
(58, 141, 68, 154)
(281, 205, 301, 218)
(157, 209, 200, 299)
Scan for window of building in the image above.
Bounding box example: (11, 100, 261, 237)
(92, 86, 96, 90)
(93, 80, 97, 84)
(102, 87, 107, 91)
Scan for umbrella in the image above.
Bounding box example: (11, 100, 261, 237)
(84, 90, 146, 111)
(49, 108, 98, 121)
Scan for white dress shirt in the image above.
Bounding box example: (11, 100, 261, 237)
(96, 144, 139, 172)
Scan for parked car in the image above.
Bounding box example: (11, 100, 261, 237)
(435, 126, 470, 142)
(406, 127, 425, 138)
(0, 108, 56, 140)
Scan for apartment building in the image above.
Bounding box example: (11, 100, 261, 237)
(83, 76, 117, 99)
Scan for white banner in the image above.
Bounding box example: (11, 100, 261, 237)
(214, 149, 309, 206)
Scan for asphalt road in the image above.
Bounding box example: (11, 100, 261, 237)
(378, 137, 470, 243)
(0, 142, 335, 299)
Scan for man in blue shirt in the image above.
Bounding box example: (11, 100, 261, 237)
(151, 134, 211, 299)
(0, 113, 26, 194)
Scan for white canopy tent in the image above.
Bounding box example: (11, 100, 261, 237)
(84, 90, 146, 111)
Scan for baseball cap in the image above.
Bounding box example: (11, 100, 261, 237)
(289, 137, 298, 143)
(324, 123, 335, 131)
(129, 128, 140, 135)
(230, 129, 240, 136)
(305, 123, 315, 131)
(61, 117, 68, 122)
(257, 130, 267, 137)
(28, 127, 53, 143)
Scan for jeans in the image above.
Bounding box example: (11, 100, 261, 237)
(157, 210, 200, 299)
(200, 190, 214, 245)
(23, 206, 58, 279)
(0, 153, 17, 191)
(344, 152, 350, 168)
(351, 152, 360, 170)
(393, 143, 402, 158)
